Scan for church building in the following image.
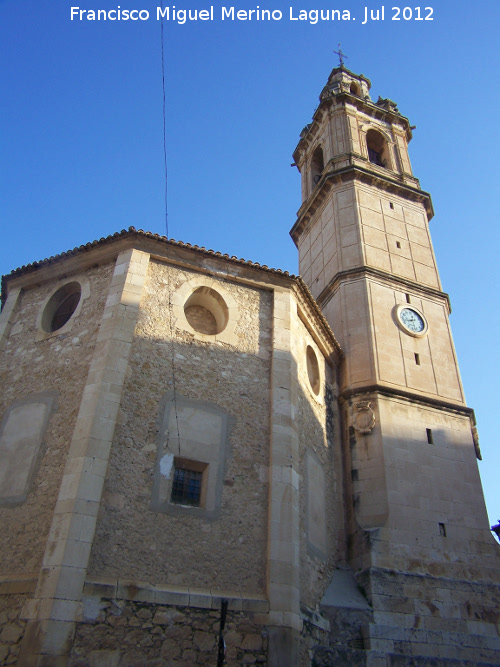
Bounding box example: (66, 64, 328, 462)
(0, 65, 499, 666)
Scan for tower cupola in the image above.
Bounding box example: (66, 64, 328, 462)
(320, 66, 372, 101)
(292, 66, 423, 216)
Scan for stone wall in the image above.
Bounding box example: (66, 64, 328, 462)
(362, 568, 500, 662)
(373, 396, 496, 576)
(0, 577, 37, 665)
(70, 582, 269, 667)
(300, 609, 330, 666)
(292, 313, 343, 611)
(88, 261, 272, 593)
(0, 263, 113, 575)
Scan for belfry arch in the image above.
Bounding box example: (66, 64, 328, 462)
(310, 144, 324, 187)
(366, 128, 390, 168)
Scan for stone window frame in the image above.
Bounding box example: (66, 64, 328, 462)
(306, 345, 321, 396)
(302, 338, 325, 405)
(170, 457, 209, 508)
(360, 124, 395, 172)
(36, 274, 90, 341)
(184, 286, 229, 335)
(151, 394, 233, 520)
(349, 81, 362, 97)
(171, 276, 239, 345)
(310, 143, 325, 190)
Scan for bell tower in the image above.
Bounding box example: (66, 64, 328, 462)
(291, 65, 500, 658)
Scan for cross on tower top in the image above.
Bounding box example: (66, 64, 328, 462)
(333, 43, 348, 67)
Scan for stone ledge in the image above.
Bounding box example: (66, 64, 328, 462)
(0, 575, 38, 595)
(83, 577, 269, 614)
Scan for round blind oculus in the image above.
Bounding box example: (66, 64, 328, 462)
(184, 287, 229, 335)
(42, 282, 82, 333)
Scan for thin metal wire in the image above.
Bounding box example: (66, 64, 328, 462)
(160, 3, 181, 456)
(160, 1, 168, 238)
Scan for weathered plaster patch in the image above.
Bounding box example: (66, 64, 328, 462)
(159, 452, 174, 479)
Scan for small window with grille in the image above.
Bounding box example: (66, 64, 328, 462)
(170, 458, 207, 508)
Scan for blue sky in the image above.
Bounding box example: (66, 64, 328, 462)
(1, 0, 499, 528)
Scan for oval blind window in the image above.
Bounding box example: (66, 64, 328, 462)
(42, 282, 82, 333)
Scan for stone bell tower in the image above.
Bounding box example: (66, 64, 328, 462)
(291, 66, 500, 660)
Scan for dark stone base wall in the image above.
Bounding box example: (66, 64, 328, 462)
(69, 598, 268, 667)
(0, 577, 36, 665)
(2, 568, 499, 666)
(362, 568, 500, 663)
(300, 618, 329, 666)
(311, 568, 500, 666)
(0, 593, 29, 666)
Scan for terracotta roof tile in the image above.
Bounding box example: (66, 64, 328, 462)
(3, 226, 297, 281)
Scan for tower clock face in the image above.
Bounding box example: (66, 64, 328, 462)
(396, 305, 428, 337)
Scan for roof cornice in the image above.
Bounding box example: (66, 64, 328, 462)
(1, 226, 342, 359)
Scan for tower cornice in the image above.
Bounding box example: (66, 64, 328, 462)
(290, 165, 434, 245)
(339, 384, 474, 420)
(315, 266, 451, 314)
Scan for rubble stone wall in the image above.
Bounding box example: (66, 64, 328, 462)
(88, 261, 273, 593)
(0, 577, 37, 665)
(0, 263, 113, 575)
(70, 596, 268, 666)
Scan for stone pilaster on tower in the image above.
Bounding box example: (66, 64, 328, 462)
(290, 65, 500, 664)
